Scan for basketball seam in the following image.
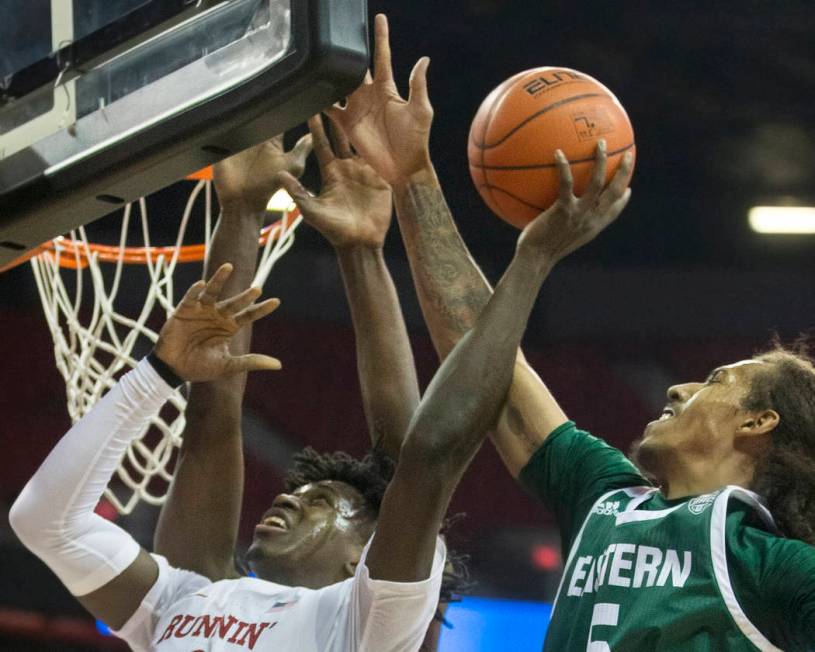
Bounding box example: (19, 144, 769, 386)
(477, 184, 547, 212)
(473, 92, 608, 150)
(470, 70, 532, 148)
(471, 142, 635, 170)
(479, 79, 521, 213)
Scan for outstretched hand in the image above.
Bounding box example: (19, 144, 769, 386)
(326, 14, 433, 186)
(213, 133, 313, 213)
(154, 264, 282, 381)
(517, 141, 634, 263)
(275, 115, 393, 249)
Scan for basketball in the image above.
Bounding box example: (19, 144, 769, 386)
(468, 67, 636, 229)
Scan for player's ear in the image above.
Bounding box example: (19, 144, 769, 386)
(736, 409, 779, 437)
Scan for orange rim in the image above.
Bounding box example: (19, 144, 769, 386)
(186, 166, 213, 181)
(0, 209, 300, 272)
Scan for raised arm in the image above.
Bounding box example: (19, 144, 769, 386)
(363, 150, 631, 583)
(277, 116, 418, 460)
(153, 134, 311, 580)
(329, 15, 633, 476)
(9, 267, 281, 629)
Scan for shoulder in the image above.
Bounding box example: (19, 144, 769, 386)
(728, 511, 815, 580)
(522, 421, 644, 476)
(724, 491, 815, 649)
(149, 553, 212, 599)
(349, 536, 446, 652)
(519, 421, 648, 499)
(359, 533, 447, 590)
(113, 554, 212, 644)
(721, 486, 813, 570)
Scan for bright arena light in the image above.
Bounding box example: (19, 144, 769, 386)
(748, 206, 815, 234)
(267, 188, 296, 212)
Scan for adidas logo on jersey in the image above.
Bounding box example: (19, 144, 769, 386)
(593, 501, 621, 516)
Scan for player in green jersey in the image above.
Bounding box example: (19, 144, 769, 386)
(327, 14, 815, 651)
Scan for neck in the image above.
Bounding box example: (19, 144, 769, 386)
(656, 449, 758, 499)
(251, 560, 345, 589)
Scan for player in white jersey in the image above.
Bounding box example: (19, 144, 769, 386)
(150, 118, 465, 650)
(6, 120, 450, 650)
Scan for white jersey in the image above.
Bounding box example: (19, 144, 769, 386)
(115, 536, 446, 652)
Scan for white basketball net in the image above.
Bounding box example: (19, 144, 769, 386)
(29, 179, 302, 514)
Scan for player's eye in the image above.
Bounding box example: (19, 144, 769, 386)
(706, 370, 724, 384)
(309, 495, 331, 507)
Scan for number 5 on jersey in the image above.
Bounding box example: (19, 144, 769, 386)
(587, 602, 619, 652)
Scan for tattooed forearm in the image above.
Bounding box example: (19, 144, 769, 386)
(397, 182, 493, 345)
(394, 175, 557, 470)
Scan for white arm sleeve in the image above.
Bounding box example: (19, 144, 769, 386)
(9, 358, 175, 596)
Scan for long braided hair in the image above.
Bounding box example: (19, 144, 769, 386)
(745, 343, 815, 545)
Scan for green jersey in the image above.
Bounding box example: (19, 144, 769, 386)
(519, 421, 815, 651)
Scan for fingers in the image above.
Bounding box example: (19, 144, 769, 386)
(309, 115, 334, 169)
(267, 134, 285, 152)
(179, 279, 207, 307)
(608, 187, 632, 221)
(233, 297, 282, 327)
(408, 56, 431, 109)
(288, 132, 313, 176)
(324, 76, 372, 128)
(217, 286, 261, 315)
(601, 187, 632, 226)
(324, 103, 344, 124)
(327, 113, 354, 158)
(596, 150, 635, 214)
(590, 188, 632, 240)
(580, 139, 607, 205)
(228, 353, 283, 373)
(373, 14, 395, 86)
(200, 264, 233, 304)
(554, 150, 574, 200)
(610, 149, 635, 194)
(275, 171, 312, 208)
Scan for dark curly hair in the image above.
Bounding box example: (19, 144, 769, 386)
(744, 341, 815, 545)
(283, 447, 473, 614)
(284, 446, 395, 531)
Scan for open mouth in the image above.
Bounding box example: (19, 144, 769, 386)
(263, 515, 288, 530)
(255, 511, 292, 535)
(658, 406, 676, 421)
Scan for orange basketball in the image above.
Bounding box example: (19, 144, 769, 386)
(468, 67, 636, 229)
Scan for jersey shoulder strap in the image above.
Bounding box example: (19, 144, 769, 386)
(710, 485, 782, 652)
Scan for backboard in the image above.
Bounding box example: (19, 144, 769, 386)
(0, 0, 369, 267)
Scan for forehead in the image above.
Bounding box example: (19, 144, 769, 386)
(714, 360, 766, 374)
(293, 480, 366, 503)
(707, 359, 768, 383)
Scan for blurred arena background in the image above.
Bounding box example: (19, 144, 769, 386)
(1, 0, 815, 649)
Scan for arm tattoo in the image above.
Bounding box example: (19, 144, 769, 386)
(400, 182, 545, 457)
(403, 183, 492, 335)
